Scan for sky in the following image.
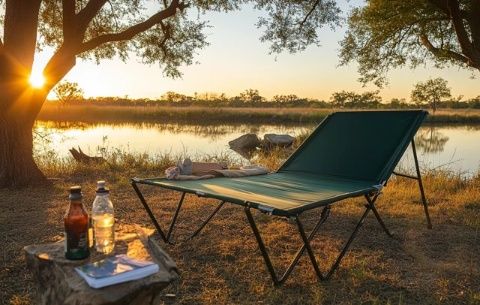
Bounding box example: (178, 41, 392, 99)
(32, 1, 479, 101)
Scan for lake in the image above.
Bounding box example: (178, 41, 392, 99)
(34, 121, 480, 175)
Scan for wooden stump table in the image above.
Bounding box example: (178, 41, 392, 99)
(24, 225, 178, 305)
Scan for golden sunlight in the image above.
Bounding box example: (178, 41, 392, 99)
(29, 72, 45, 88)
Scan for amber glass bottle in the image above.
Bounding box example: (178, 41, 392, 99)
(64, 186, 90, 260)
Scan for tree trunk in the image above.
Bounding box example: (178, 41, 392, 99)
(0, 112, 47, 188)
(0, 0, 46, 188)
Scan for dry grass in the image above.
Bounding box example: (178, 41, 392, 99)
(1, 153, 479, 305)
(38, 103, 480, 125)
(38, 104, 334, 124)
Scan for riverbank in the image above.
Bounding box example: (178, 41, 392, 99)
(38, 103, 480, 125)
(2, 149, 480, 305)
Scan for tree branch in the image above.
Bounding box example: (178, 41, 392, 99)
(428, 0, 450, 15)
(429, 0, 469, 18)
(299, 0, 321, 28)
(467, 0, 480, 50)
(158, 21, 172, 57)
(77, 0, 186, 54)
(447, 0, 480, 65)
(62, 0, 76, 43)
(76, 0, 108, 34)
(42, 46, 76, 90)
(419, 32, 473, 65)
(428, 0, 480, 68)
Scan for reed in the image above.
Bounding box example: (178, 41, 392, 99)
(38, 103, 480, 125)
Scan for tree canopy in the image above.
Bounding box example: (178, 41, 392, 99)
(339, 0, 480, 87)
(0, 0, 341, 187)
(330, 90, 382, 108)
(0, 0, 341, 91)
(411, 77, 451, 112)
(54, 81, 84, 104)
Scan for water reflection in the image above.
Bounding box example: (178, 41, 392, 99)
(33, 121, 480, 174)
(36, 120, 313, 141)
(415, 127, 449, 153)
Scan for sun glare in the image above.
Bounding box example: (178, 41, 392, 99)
(29, 72, 45, 88)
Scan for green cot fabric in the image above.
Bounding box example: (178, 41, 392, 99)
(140, 172, 377, 215)
(279, 110, 427, 184)
(136, 110, 427, 215)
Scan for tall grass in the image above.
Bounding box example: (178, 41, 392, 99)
(38, 103, 480, 125)
(39, 103, 333, 124)
(35, 141, 245, 186)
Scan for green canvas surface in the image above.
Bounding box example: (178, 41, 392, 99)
(140, 172, 377, 215)
(136, 110, 427, 215)
(279, 110, 427, 183)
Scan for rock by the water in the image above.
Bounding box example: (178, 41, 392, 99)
(228, 134, 261, 150)
(263, 134, 295, 148)
(229, 146, 256, 160)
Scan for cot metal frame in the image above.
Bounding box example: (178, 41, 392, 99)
(131, 180, 392, 285)
(132, 181, 226, 244)
(243, 192, 393, 285)
(130, 139, 431, 285)
(392, 139, 432, 229)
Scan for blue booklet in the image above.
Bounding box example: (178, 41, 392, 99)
(75, 254, 159, 288)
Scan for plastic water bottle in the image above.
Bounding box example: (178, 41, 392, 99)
(92, 181, 115, 254)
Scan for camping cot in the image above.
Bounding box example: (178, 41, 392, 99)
(131, 110, 431, 285)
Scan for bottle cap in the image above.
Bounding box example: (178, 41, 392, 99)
(69, 186, 82, 200)
(96, 180, 109, 193)
(70, 186, 81, 193)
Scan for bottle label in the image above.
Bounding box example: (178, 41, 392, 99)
(65, 232, 89, 259)
(78, 233, 87, 248)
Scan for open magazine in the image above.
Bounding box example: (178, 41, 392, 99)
(75, 254, 159, 288)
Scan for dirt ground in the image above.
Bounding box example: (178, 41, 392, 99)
(1, 174, 479, 305)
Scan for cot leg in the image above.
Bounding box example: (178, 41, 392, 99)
(166, 192, 186, 242)
(131, 181, 225, 244)
(186, 200, 225, 240)
(131, 181, 169, 243)
(245, 199, 398, 284)
(244, 207, 279, 285)
(324, 205, 371, 280)
(244, 206, 330, 286)
(365, 194, 393, 237)
(392, 140, 432, 229)
(411, 140, 433, 229)
(295, 216, 324, 281)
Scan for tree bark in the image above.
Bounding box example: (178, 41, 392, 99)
(0, 84, 49, 188)
(0, 111, 47, 188)
(0, 0, 47, 188)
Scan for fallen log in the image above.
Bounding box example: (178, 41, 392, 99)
(69, 147, 105, 164)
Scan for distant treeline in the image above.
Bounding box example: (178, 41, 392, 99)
(50, 89, 480, 109)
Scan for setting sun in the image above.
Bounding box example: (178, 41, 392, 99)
(29, 72, 45, 88)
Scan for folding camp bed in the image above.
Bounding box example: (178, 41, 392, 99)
(131, 110, 431, 285)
